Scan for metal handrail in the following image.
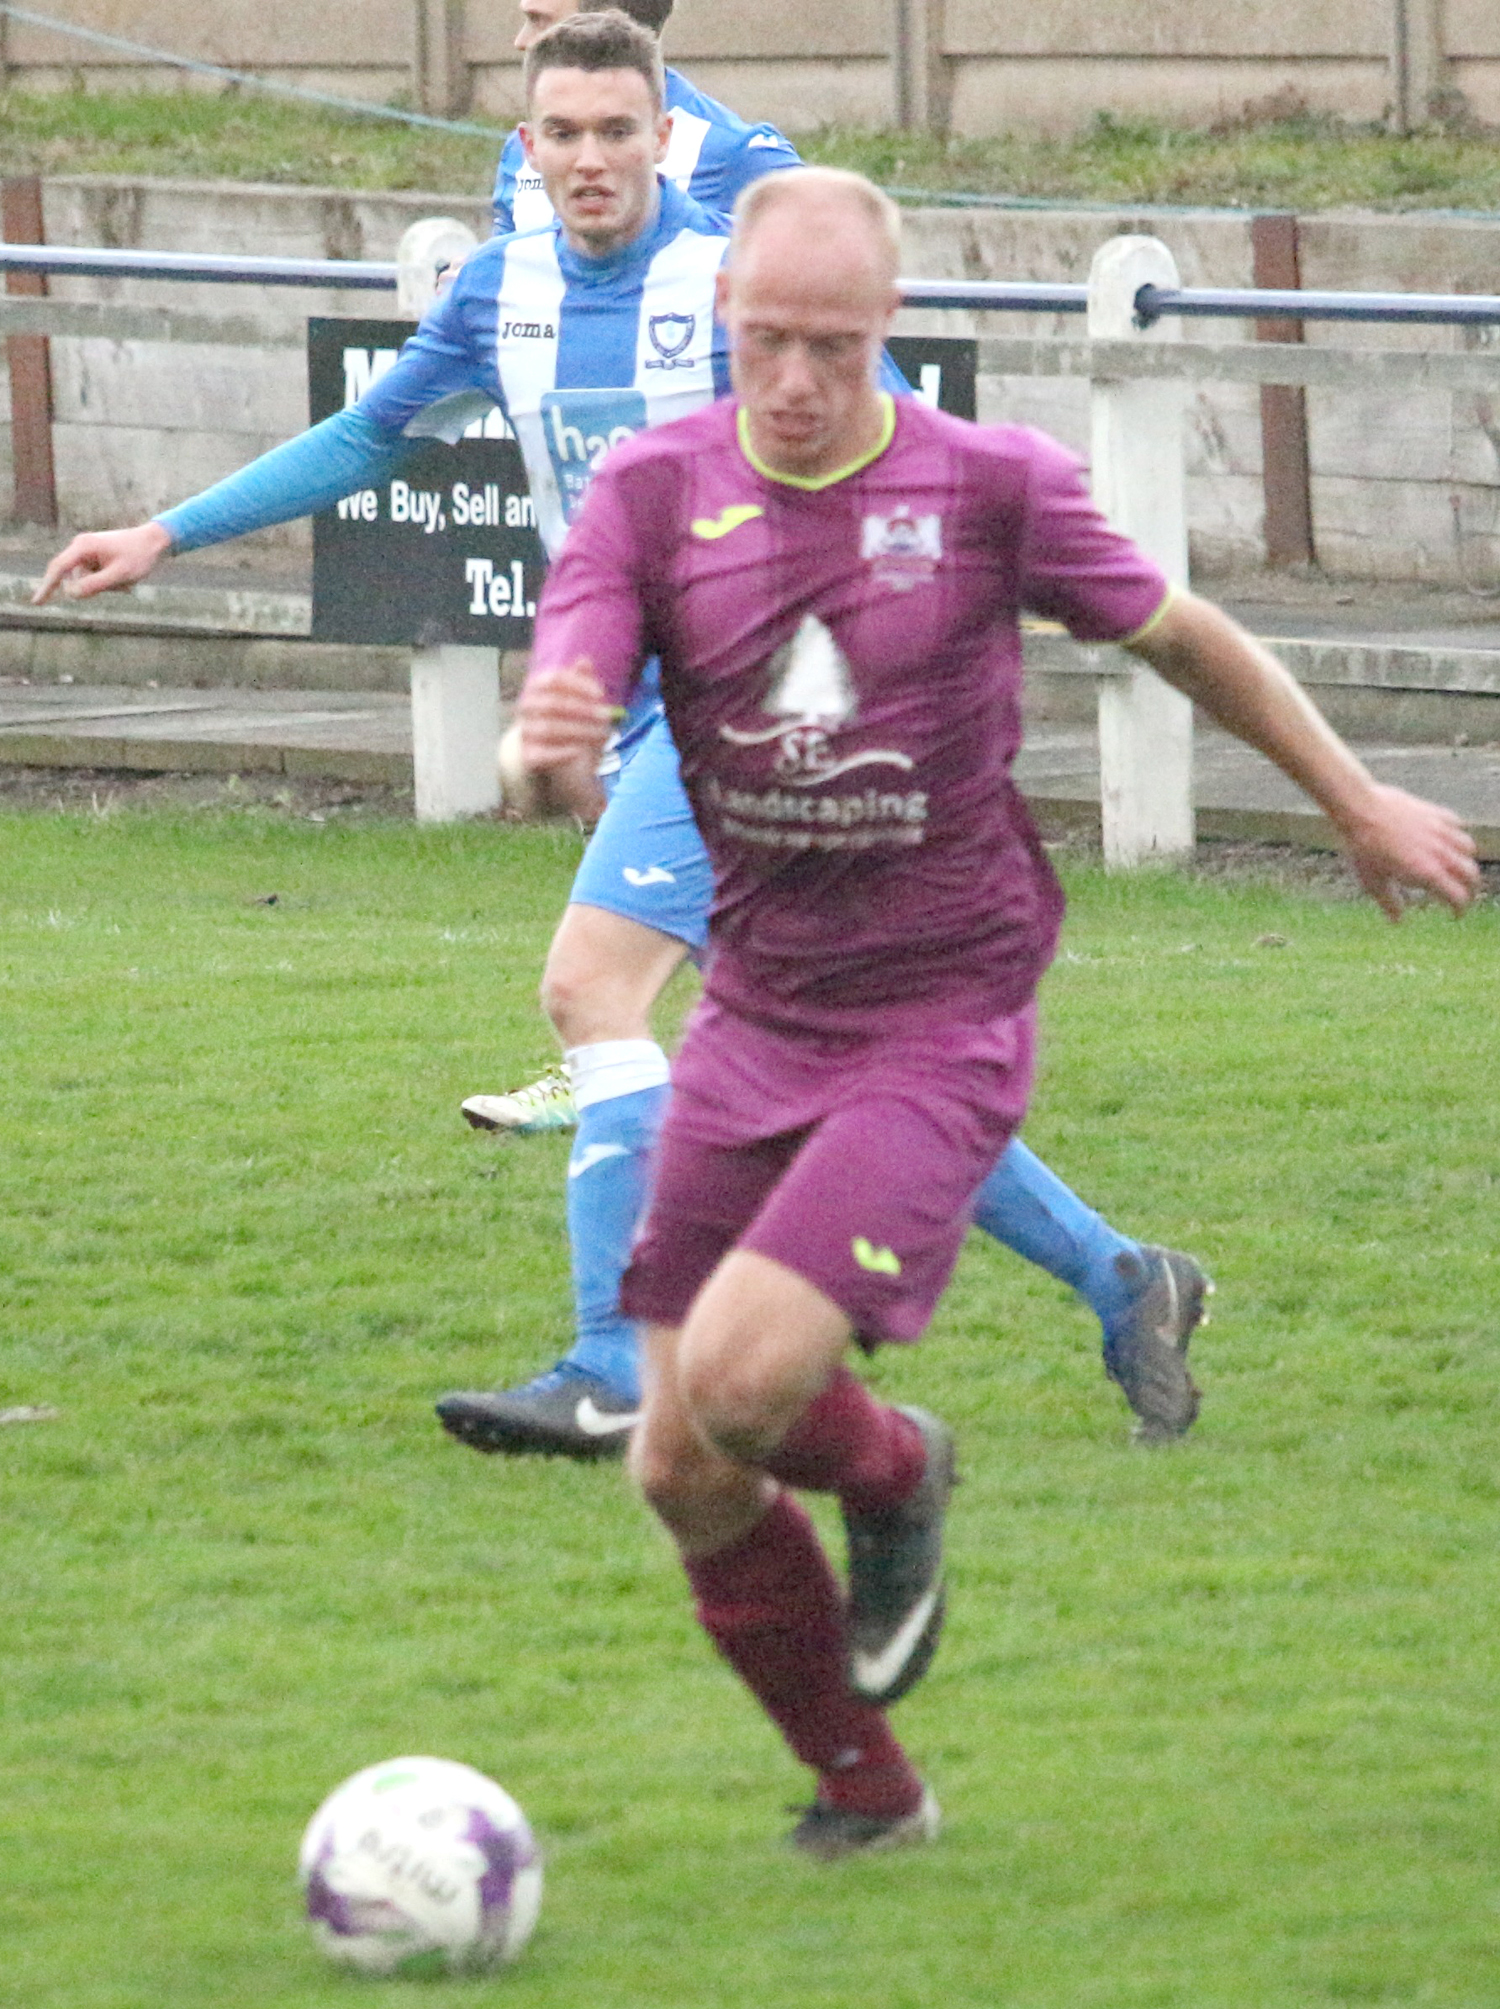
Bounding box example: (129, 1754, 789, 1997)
(898, 279, 1089, 313)
(0, 245, 399, 288)
(1135, 282, 1500, 328)
(3, 243, 1500, 330)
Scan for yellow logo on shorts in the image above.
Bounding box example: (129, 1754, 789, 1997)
(852, 1237, 902, 1277)
(691, 503, 764, 541)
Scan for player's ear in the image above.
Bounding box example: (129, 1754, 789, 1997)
(518, 120, 537, 166)
(654, 110, 673, 164)
(714, 264, 732, 320)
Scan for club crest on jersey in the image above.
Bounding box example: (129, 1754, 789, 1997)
(719, 614, 914, 784)
(861, 507, 942, 590)
(646, 312, 696, 370)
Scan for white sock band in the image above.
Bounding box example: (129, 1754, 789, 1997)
(564, 1039, 671, 1112)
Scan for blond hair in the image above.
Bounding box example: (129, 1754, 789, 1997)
(732, 168, 902, 282)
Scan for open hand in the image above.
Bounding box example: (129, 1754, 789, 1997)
(1341, 783, 1480, 919)
(32, 522, 173, 605)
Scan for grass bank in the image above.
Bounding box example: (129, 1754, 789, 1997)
(4, 89, 1500, 211)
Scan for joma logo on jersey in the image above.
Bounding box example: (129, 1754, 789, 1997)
(500, 318, 557, 341)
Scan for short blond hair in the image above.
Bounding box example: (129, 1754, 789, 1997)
(731, 167, 902, 283)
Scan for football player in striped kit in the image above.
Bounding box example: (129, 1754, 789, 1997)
(492, 0, 800, 238)
(36, 12, 1209, 1464)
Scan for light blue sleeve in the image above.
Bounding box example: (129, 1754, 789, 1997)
(358, 255, 504, 442)
(155, 408, 414, 553)
(879, 350, 913, 397)
(715, 127, 802, 206)
(492, 132, 522, 236)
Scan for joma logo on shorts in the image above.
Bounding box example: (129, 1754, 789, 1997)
(500, 319, 557, 340)
(853, 1238, 902, 1277)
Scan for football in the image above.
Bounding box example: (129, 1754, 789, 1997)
(298, 1756, 542, 1977)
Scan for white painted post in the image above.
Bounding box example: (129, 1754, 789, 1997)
(396, 218, 503, 822)
(395, 217, 478, 319)
(1087, 234, 1194, 868)
(410, 645, 503, 822)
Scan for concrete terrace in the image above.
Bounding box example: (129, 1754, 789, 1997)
(2, 533, 1499, 852)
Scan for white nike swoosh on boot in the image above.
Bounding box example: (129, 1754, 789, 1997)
(568, 1142, 631, 1178)
(851, 1583, 942, 1696)
(574, 1397, 641, 1436)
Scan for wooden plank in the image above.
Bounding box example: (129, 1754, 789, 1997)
(0, 298, 301, 346)
(971, 338, 1500, 391)
(3, 174, 57, 527)
(1251, 212, 1315, 568)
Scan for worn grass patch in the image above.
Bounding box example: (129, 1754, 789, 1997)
(7, 89, 1500, 212)
(2, 809, 1498, 2008)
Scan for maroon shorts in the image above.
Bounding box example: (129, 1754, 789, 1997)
(621, 1000, 1035, 1346)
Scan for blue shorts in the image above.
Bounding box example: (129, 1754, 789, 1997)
(568, 712, 712, 951)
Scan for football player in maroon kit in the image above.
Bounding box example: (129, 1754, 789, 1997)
(518, 167, 1476, 1858)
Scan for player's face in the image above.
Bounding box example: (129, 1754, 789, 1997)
(520, 68, 672, 256)
(513, 0, 575, 53)
(720, 214, 899, 479)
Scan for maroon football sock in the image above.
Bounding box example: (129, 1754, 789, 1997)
(761, 1366, 926, 1515)
(684, 1491, 923, 1818)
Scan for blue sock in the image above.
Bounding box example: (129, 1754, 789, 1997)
(971, 1138, 1143, 1338)
(558, 1048, 671, 1403)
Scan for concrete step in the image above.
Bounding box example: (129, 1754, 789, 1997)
(5, 527, 1500, 739)
(0, 684, 410, 785)
(0, 544, 410, 693)
(1015, 724, 1500, 859)
(4, 681, 1498, 857)
(1024, 609, 1500, 746)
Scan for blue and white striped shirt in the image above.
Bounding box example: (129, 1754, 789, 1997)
(493, 66, 800, 236)
(363, 178, 733, 563)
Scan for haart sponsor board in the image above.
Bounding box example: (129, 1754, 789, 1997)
(309, 321, 976, 648)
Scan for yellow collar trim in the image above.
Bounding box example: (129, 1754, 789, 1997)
(737, 394, 896, 492)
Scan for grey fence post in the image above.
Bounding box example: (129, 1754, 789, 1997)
(1087, 235, 1194, 868)
(893, 0, 947, 133)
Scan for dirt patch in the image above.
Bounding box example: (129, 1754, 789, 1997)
(1046, 831, 1500, 902)
(3, 763, 1493, 902)
(0, 764, 416, 821)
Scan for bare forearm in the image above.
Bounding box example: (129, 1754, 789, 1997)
(1128, 592, 1380, 836)
(1127, 589, 1478, 918)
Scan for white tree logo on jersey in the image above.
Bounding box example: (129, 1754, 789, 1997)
(720, 614, 914, 784)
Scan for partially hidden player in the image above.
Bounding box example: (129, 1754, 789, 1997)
(473, 6, 1218, 1458)
(490, 0, 798, 240)
(516, 167, 1478, 1856)
(36, 14, 1208, 1462)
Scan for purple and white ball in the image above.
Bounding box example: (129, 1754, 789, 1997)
(299, 1756, 542, 1976)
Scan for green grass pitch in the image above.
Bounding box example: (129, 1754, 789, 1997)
(2, 805, 1497, 2008)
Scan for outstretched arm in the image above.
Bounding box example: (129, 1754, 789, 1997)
(1128, 591, 1479, 918)
(33, 408, 415, 605)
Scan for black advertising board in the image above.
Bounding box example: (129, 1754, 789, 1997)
(308, 321, 978, 648)
(888, 335, 978, 426)
(309, 317, 547, 648)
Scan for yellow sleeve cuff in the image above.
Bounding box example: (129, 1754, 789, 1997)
(1118, 584, 1179, 649)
